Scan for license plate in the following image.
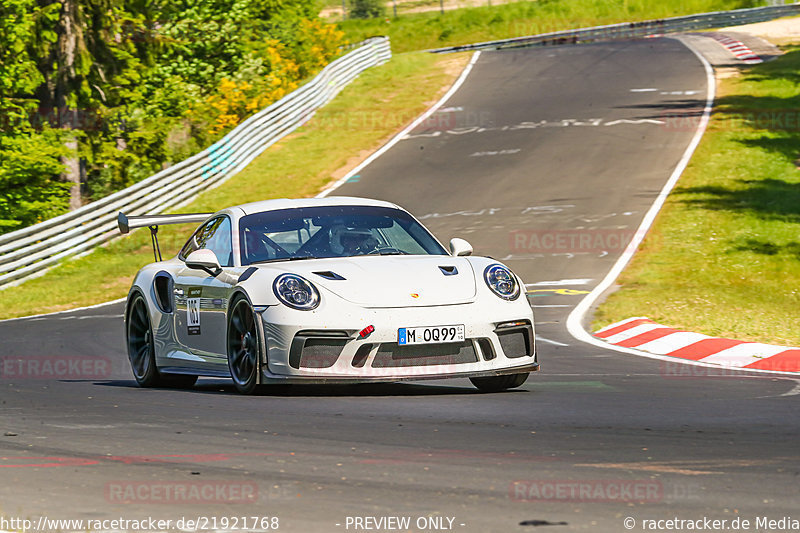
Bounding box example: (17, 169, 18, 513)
(398, 325, 465, 345)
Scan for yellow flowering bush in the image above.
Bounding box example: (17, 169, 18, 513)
(196, 21, 345, 137)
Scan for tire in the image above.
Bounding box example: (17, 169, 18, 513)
(127, 292, 197, 389)
(470, 372, 529, 393)
(227, 295, 262, 394)
(126, 292, 162, 387)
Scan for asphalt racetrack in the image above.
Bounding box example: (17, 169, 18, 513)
(1, 39, 798, 533)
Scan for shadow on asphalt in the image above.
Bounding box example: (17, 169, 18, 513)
(94, 380, 527, 397)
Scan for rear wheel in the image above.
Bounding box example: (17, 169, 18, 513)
(470, 372, 529, 393)
(227, 295, 262, 394)
(127, 293, 159, 387)
(127, 293, 198, 389)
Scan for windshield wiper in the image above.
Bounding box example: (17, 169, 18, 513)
(250, 255, 320, 264)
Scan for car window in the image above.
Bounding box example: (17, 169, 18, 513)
(239, 205, 447, 265)
(179, 216, 233, 267)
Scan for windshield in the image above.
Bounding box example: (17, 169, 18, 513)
(239, 205, 448, 265)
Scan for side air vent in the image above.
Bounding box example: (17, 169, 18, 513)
(153, 272, 174, 314)
(439, 266, 458, 276)
(314, 271, 346, 281)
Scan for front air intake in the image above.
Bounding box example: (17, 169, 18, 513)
(289, 331, 351, 369)
(371, 341, 477, 368)
(495, 322, 534, 359)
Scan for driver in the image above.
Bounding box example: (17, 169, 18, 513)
(242, 228, 270, 263)
(330, 225, 378, 256)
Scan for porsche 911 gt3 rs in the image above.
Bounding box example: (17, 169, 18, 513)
(118, 197, 538, 394)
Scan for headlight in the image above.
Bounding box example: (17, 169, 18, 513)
(273, 274, 320, 310)
(484, 264, 520, 300)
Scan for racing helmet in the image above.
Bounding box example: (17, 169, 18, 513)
(330, 225, 377, 255)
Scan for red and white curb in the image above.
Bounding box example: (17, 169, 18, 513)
(707, 34, 763, 64)
(595, 317, 800, 374)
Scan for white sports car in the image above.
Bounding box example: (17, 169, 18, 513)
(119, 197, 538, 394)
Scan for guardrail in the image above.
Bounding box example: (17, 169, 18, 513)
(429, 3, 800, 53)
(0, 37, 391, 289)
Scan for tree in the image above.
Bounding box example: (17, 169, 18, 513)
(0, 0, 345, 234)
(0, 0, 69, 233)
(30, 0, 142, 209)
(348, 0, 385, 19)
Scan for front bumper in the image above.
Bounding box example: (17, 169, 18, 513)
(255, 301, 538, 384)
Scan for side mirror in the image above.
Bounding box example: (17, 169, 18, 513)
(449, 238, 473, 257)
(185, 249, 221, 275)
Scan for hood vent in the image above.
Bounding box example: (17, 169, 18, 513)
(439, 265, 458, 276)
(314, 271, 346, 281)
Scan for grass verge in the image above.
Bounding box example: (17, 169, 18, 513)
(593, 46, 800, 346)
(338, 0, 759, 53)
(0, 51, 470, 320)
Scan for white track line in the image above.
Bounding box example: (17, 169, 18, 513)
(567, 39, 795, 377)
(563, 39, 777, 373)
(0, 297, 126, 323)
(317, 51, 482, 198)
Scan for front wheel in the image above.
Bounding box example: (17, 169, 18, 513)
(227, 295, 262, 394)
(470, 372, 529, 393)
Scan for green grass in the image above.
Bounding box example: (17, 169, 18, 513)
(594, 47, 800, 346)
(0, 51, 469, 319)
(337, 0, 759, 53)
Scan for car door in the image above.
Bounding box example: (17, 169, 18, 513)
(174, 216, 236, 367)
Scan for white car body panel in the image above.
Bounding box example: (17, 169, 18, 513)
(267, 256, 477, 307)
(124, 197, 538, 386)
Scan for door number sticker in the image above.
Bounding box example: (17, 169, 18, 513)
(187, 287, 202, 335)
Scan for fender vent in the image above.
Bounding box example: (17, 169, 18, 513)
(439, 266, 458, 276)
(153, 272, 174, 314)
(314, 271, 346, 281)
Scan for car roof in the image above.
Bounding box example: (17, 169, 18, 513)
(233, 196, 402, 216)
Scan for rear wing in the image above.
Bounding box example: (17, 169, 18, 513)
(117, 212, 212, 262)
(117, 212, 212, 234)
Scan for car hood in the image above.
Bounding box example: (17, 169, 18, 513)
(272, 256, 477, 308)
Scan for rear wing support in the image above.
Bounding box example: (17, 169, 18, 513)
(117, 212, 212, 262)
(149, 226, 162, 262)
